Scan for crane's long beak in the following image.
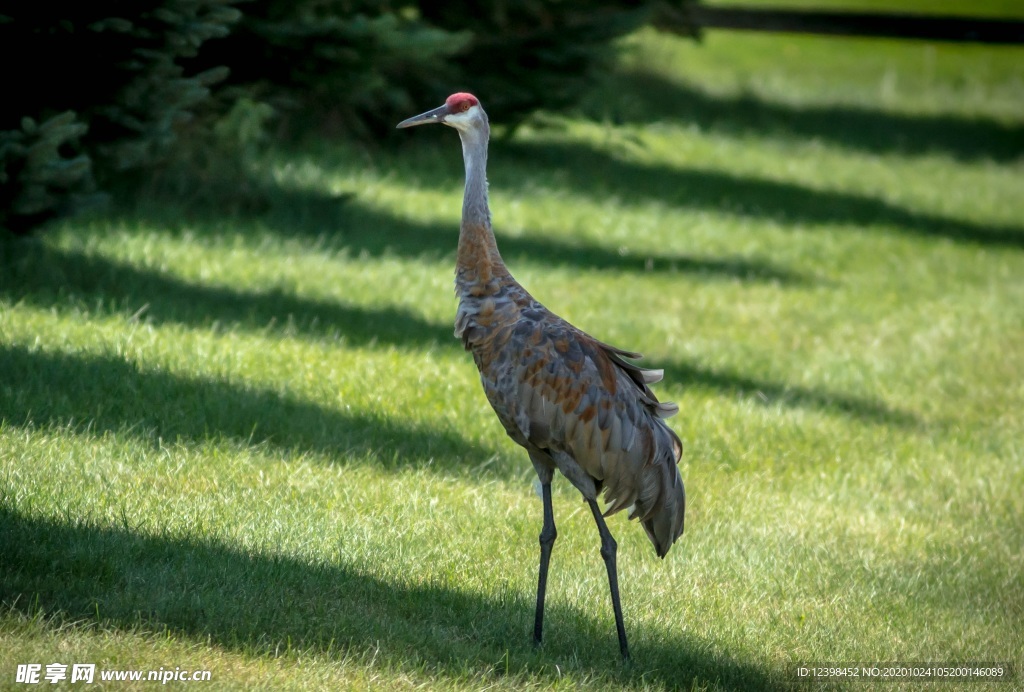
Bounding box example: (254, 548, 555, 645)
(396, 104, 449, 129)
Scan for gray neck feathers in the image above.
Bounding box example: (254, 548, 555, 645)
(459, 118, 491, 230)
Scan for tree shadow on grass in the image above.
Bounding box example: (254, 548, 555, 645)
(0, 237, 455, 349)
(494, 140, 1024, 249)
(0, 240, 908, 433)
(661, 360, 919, 428)
(326, 194, 809, 283)
(0, 506, 785, 690)
(584, 70, 1024, 164)
(0, 344, 493, 477)
(118, 180, 812, 285)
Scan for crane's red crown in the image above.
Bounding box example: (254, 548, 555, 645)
(446, 92, 479, 113)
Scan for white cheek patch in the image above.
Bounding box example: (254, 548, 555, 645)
(445, 106, 479, 126)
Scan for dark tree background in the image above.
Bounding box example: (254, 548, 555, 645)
(0, 1, 241, 233)
(1, 1, 695, 234)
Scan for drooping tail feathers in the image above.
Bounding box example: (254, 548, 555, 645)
(635, 422, 685, 558)
(600, 416, 685, 559)
(595, 340, 686, 557)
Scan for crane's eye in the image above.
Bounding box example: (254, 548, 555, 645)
(458, 101, 471, 112)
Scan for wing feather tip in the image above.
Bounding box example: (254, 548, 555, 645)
(655, 401, 679, 418)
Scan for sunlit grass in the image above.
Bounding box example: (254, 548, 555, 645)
(2, 11, 1023, 691)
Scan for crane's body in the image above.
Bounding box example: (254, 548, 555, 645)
(455, 253, 685, 557)
(398, 93, 685, 660)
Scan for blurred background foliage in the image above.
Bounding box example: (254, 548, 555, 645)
(0, 1, 241, 233)
(0, 1, 692, 235)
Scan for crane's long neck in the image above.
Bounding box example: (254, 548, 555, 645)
(456, 121, 506, 290)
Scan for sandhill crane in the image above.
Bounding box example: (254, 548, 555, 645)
(397, 93, 685, 660)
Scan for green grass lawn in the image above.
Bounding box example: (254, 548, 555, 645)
(2, 17, 1023, 692)
(702, 0, 1024, 20)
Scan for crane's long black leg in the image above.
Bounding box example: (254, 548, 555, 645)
(587, 498, 630, 660)
(533, 480, 557, 647)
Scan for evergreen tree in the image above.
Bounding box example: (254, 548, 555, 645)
(0, 114, 96, 234)
(418, 1, 675, 129)
(1, 1, 241, 233)
(188, 1, 695, 135)
(186, 1, 470, 138)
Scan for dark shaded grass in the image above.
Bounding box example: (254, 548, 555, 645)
(349, 143, 1024, 256)
(0, 344, 488, 475)
(0, 506, 785, 690)
(583, 70, 1024, 163)
(269, 132, 1021, 251)
(661, 360, 919, 428)
(0, 238, 909, 429)
(0, 339, 915, 486)
(493, 140, 1024, 249)
(331, 199, 809, 282)
(113, 182, 811, 285)
(0, 238, 454, 348)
